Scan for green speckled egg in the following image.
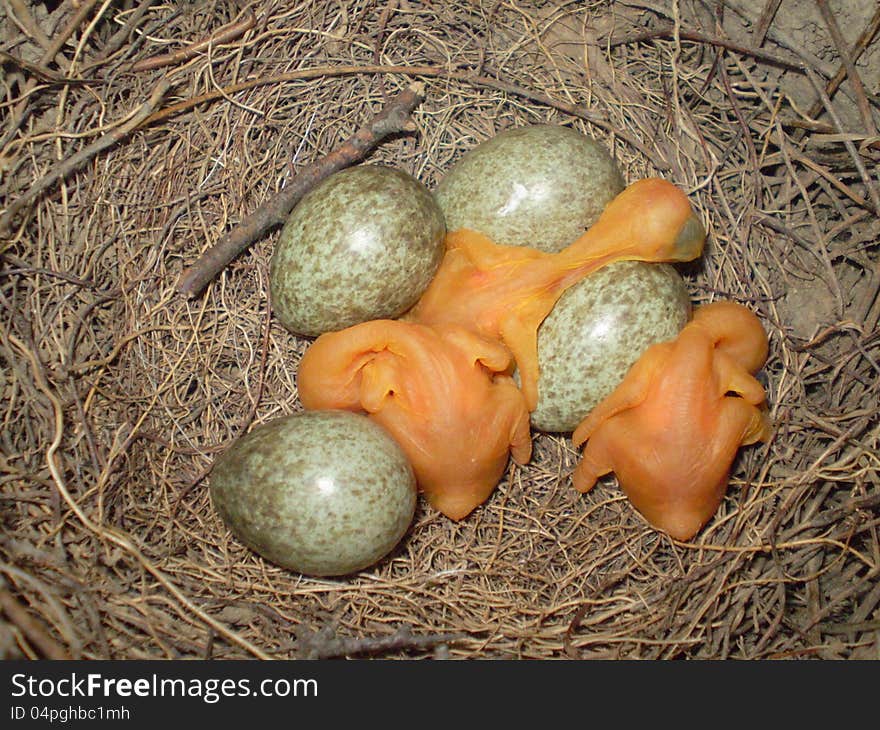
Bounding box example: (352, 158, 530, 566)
(530, 261, 691, 433)
(209, 410, 417, 577)
(435, 124, 625, 253)
(270, 165, 446, 337)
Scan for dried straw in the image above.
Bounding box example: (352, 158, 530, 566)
(1, 0, 878, 659)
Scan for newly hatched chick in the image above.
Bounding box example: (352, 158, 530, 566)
(571, 301, 771, 541)
(297, 319, 532, 520)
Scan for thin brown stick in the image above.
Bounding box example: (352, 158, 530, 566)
(607, 25, 805, 71)
(372, 0, 399, 101)
(130, 9, 256, 72)
(753, 0, 784, 46)
(0, 50, 65, 83)
(0, 79, 171, 236)
(297, 623, 464, 659)
(717, 57, 762, 210)
(814, 0, 878, 137)
(723, 0, 838, 79)
(821, 619, 880, 635)
(176, 81, 425, 297)
(0, 0, 102, 151)
(800, 66, 880, 214)
(0, 586, 72, 660)
(40, 0, 104, 64)
(83, 0, 161, 70)
(6, 0, 52, 53)
(815, 6, 880, 119)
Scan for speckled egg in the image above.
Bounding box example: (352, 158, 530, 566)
(270, 165, 446, 337)
(530, 261, 691, 433)
(435, 124, 625, 253)
(209, 410, 417, 577)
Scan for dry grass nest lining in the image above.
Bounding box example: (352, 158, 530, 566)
(1, 0, 878, 660)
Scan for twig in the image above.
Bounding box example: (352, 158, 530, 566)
(722, 0, 839, 79)
(806, 6, 880, 122)
(0, 0, 103, 151)
(0, 50, 65, 83)
(0, 79, 171, 236)
(0, 586, 71, 660)
(753, 0, 784, 46)
(786, 147, 877, 214)
(83, 0, 161, 70)
(175, 81, 425, 297)
(297, 623, 464, 659)
(372, 0, 400, 101)
(130, 9, 256, 72)
(0, 265, 98, 289)
(800, 66, 880, 215)
(821, 619, 880, 635)
(6, 0, 53, 55)
(607, 25, 805, 71)
(717, 56, 762, 210)
(814, 0, 878, 138)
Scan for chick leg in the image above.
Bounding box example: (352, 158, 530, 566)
(572, 342, 672, 447)
(571, 431, 614, 494)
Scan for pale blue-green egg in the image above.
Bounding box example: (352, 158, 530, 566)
(270, 165, 446, 337)
(210, 410, 417, 577)
(435, 124, 624, 253)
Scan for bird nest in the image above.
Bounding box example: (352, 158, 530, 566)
(1, 0, 878, 660)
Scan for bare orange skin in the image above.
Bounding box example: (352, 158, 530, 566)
(571, 301, 771, 541)
(407, 178, 706, 411)
(297, 320, 532, 520)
